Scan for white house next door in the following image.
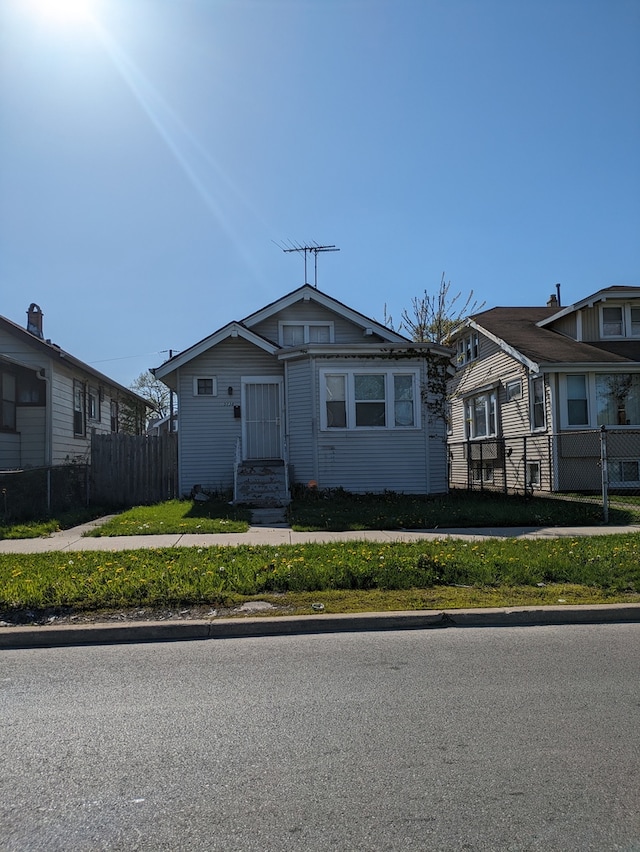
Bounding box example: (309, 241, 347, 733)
(242, 378, 283, 460)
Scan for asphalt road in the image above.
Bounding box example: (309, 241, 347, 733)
(2, 624, 639, 851)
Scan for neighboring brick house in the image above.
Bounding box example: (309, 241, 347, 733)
(448, 286, 640, 492)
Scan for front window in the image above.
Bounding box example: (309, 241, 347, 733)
(531, 376, 546, 430)
(567, 375, 588, 426)
(596, 374, 640, 426)
(465, 391, 496, 439)
(73, 380, 86, 436)
(322, 369, 418, 430)
(110, 400, 119, 432)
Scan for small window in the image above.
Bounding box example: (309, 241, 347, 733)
(506, 380, 522, 401)
(73, 380, 86, 436)
(110, 400, 119, 433)
(280, 322, 333, 346)
(609, 459, 640, 486)
(193, 377, 217, 396)
(472, 462, 494, 483)
(1, 370, 16, 431)
(567, 375, 588, 426)
(88, 386, 100, 421)
(456, 332, 479, 367)
(526, 461, 541, 489)
(602, 306, 623, 337)
(631, 307, 640, 337)
(531, 377, 546, 430)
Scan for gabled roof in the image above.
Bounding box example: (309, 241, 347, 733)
(153, 322, 279, 379)
(241, 284, 408, 343)
(153, 284, 413, 379)
(0, 313, 149, 405)
(537, 285, 640, 328)
(464, 305, 638, 371)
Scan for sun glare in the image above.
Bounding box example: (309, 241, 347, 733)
(28, 0, 95, 26)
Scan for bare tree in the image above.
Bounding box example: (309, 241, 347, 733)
(129, 370, 171, 419)
(387, 273, 484, 344)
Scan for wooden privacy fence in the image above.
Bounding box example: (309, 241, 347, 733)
(91, 433, 178, 507)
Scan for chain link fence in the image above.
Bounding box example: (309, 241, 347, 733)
(449, 428, 640, 521)
(0, 464, 89, 523)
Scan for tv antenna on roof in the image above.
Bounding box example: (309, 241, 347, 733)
(276, 240, 340, 288)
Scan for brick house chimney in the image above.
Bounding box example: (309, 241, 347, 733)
(546, 294, 558, 308)
(26, 303, 44, 338)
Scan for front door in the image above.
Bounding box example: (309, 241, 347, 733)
(242, 378, 283, 460)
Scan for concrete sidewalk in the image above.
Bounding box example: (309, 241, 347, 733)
(1, 517, 639, 554)
(1, 518, 638, 649)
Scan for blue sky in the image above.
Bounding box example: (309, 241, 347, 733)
(1, 0, 638, 388)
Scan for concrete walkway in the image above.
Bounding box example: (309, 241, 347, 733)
(1, 517, 639, 554)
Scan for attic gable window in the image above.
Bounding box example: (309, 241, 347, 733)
(193, 377, 217, 397)
(600, 304, 640, 338)
(456, 332, 479, 367)
(280, 322, 333, 346)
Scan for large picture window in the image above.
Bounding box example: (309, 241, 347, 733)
(321, 369, 418, 430)
(596, 374, 640, 426)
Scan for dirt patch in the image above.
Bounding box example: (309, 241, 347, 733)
(0, 601, 297, 627)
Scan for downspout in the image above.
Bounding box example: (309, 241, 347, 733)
(36, 368, 52, 466)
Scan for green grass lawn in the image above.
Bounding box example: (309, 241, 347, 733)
(0, 507, 107, 541)
(2, 534, 638, 619)
(84, 499, 252, 536)
(287, 489, 637, 531)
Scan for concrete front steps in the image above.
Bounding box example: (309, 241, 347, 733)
(234, 460, 290, 508)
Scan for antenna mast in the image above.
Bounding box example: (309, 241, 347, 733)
(277, 240, 340, 288)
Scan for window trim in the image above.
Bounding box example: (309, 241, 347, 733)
(88, 385, 101, 422)
(193, 376, 218, 397)
(609, 459, 640, 487)
(319, 367, 420, 431)
(599, 303, 640, 339)
(530, 376, 546, 432)
(456, 332, 479, 368)
(73, 379, 86, 437)
(505, 379, 522, 401)
(464, 389, 497, 439)
(561, 372, 640, 429)
(279, 321, 334, 346)
(526, 460, 541, 489)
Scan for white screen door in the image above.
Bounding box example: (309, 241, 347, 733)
(242, 379, 282, 459)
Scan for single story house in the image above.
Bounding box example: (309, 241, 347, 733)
(153, 285, 452, 504)
(447, 285, 640, 491)
(0, 303, 149, 470)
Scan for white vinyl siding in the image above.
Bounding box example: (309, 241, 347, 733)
(177, 338, 283, 495)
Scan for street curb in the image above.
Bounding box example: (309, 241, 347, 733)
(1, 604, 639, 649)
